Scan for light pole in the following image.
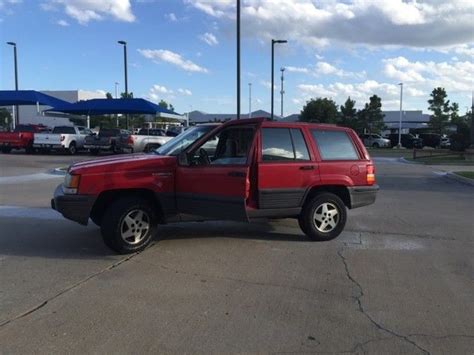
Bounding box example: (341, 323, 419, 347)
(271, 39, 287, 120)
(398, 83, 403, 148)
(280, 67, 285, 118)
(248, 83, 252, 118)
(470, 91, 474, 149)
(118, 40, 128, 128)
(236, 0, 241, 119)
(7, 42, 19, 126)
(115, 82, 119, 127)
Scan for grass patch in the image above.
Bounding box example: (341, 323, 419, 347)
(454, 171, 474, 179)
(367, 148, 413, 159)
(405, 155, 474, 166)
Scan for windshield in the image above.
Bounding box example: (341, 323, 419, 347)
(155, 125, 215, 156)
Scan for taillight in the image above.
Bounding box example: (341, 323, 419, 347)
(60, 135, 65, 142)
(127, 135, 134, 145)
(367, 164, 375, 185)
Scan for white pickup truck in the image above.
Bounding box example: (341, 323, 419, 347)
(118, 128, 176, 153)
(33, 126, 92, 154)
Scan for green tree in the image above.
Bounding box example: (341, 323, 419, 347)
(358, 95, 385, 134)
(450, 102, 460, 123)
(0, 108, 13, 129)
(428, 87, 450, 135)
(120, 92, 134, 99)
(106, 92, 113, 99)
(300, 98, 338, 123)
(339, 97, 359, 131)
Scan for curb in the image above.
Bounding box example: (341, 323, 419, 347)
(48, 167, 68, 176)
(445, 172, 474, 187)
(399, 157, 420, 164)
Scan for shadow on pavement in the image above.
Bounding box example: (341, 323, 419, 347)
(0, 218, 308, 259)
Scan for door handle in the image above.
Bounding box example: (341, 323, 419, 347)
(299, 165, 315, 170)
(228, 171, 246, 177)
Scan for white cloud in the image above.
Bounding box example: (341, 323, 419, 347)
(151, 85, 172, 95)
(260, 80, 277, 91)
(187, 0, 474, 48)
(383, 56, 474, 93)
(138, 49, 209, 73)
(41, 0, 135, 24)
(166, 12, 177, 22)
(57, 19, 69, 26)
(199, 32, 219, 46)
(178, 88, 192, 96)
(286, 66, 310, 74)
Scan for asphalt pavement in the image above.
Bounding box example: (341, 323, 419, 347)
(0, 152, 473, 354)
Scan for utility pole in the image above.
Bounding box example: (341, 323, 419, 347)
(271, 39, 287, 120)
(118, 40, 129, 128)
(236, 0, 241, 119)
(7, 42, 19, 126)
(115, 82, 119, 127)
(248, 83, 252, 118)
(280, 67, 285, 119)
(470, 91, 474, 148)
(398, 83, 403, 148)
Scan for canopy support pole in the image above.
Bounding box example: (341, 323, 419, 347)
(87, 115, 90, 129)
(11, 106, 16, 130)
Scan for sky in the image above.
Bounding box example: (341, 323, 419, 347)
(0, 0, 473, 116)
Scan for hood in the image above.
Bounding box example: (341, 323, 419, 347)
(70, 153, 176, 175)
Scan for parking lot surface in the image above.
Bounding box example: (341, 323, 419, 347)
(0, 152, 473, 354)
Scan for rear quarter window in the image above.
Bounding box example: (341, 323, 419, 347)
(311, 130, 359, 160)
(52, 126, 76, 134)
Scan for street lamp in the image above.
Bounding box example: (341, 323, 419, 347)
(271, 39, 287, 120)
(398, 83, 403, 148)
(236, 0, 241, 119)
(248, 83, 252, 118)
(280, 67, 285, 118)
(118, 40, 128, 128)
(7, 42, 19, 126)
(115, 82, 120, 127)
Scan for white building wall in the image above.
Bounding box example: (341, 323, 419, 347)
(14, 90, 105, 127)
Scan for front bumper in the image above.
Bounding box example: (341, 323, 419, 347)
(348, 185, 379, 209)
(84, 144, 111, 150)
(51, 184, 96, 225)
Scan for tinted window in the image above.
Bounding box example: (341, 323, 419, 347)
(290, 129, 310, 160)
(311, 130, 358, 160)
(99, 129, 120, 137)
(53, 126, 75, 134)
(15, 125, 34, 132)
(262, 128, 294, 161)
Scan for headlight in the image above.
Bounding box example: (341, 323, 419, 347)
(63, 172, 80, 194)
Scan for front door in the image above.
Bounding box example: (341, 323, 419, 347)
(176, 124, 257, 221)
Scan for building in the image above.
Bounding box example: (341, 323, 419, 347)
(188, 110, 272, 123)
(382, 110, 431, 132)
(10, 90, 105, 127)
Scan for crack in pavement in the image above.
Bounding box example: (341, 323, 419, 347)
(408, 333, 474, 340)
(345, 229, 456, 242)
(0, 248, 146, 328)
(336, 249, 431, 355)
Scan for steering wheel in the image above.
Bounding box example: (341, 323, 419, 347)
(198, 148, 211, 165)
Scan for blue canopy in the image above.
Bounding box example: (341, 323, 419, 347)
(0, 90, 69, 107)
(46, 98, 179, 115)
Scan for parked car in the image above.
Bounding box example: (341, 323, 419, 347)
(386, 133, 423, 149)
(33, 126, 91, 154)
(0, 124, 49, 154)
(418, 133, 441, 148)
(360, 134, 391, 148)
(118, 128, 174, 153)
(52, 118, 379, 254)
(84, 128, 129, 154)
(440, 136, 451, 148)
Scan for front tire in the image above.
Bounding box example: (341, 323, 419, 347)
(372, 142, 380, 148)
(68, 142, 77, 155)
(299, 193, 347, 241)
(100, 197, 158, 254)
(1, 147, 12, 154)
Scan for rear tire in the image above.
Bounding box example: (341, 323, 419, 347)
(299, 193, 347, 241)
(68, 142, 77, 155)
(1, 147, 12, 154)
(100, 196, 158, 254)
(372, 142, 380, 148)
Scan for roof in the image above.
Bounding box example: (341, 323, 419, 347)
(46, 98, 179, 115)
(0, 90, 69, 107)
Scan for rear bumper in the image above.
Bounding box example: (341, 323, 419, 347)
(84, 144, 111, 150)
(348, 185, 379, 209)
(51, 184, 95, 225)
(33, 143, 65, 149)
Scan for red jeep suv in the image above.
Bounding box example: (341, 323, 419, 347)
(52, 118, 378, 254)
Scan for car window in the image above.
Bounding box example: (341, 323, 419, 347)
(52, 126, 76, 134)
(261, 128, 310, 161)
(311, 130, 359, 160)
(191, 125, 256, 166)
(290, 129, 310, 160)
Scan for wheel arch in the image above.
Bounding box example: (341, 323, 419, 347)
(303, 185, 351, 209)
(90, 188, 165, 225)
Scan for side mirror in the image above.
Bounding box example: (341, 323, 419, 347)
(178, 151, 189, 166)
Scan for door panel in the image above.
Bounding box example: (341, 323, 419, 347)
(176, 165, 250, 221)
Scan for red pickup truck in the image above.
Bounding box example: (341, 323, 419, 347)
(0, 124, 48, 153)
(52, 118, 378, 254)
